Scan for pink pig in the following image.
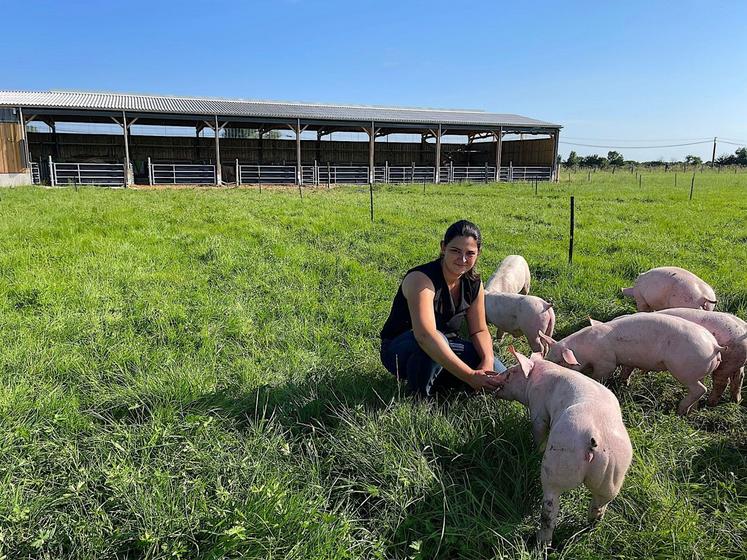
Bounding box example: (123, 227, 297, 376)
(540, 313, 724, 415)
(657, 308, 746, 405)
(484, 292, 555, 353)
(492, 347, 633, 546)
(485, 254, 531, 294)
(621, 266, 717, 311)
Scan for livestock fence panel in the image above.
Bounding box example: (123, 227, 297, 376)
(239, 165, 296, 184)
(376, 166, 436, 183)
(450, 166, 497, 182)
(316, 166, 369, 185)
(30, 162, 40, 184)
(504, 166, 552, 181)
(52, 162, 125, 186)
(149, 161, 216, 184)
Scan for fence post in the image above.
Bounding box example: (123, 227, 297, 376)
(49, 155, 55, 187)
(314, 160, 318, 186)
(449, 161, 453, 183)
(327, 162, 331, 188)
(690, 173, 695, 200)
(385, 160, 389, 184)
(569, 196, 575, 264)
(411, 161, 415, 184)
(235, 159, 240, 186)
(148, 157, 153, 186)
(484, 162, 489, 183)
(77, 163, 82, 185)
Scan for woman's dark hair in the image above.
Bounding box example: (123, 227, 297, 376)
(441, 219, 482, 281)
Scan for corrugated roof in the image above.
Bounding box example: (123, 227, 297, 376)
(0, 90, 560, 129)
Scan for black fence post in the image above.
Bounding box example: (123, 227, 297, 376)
(569, 196, 575, 264)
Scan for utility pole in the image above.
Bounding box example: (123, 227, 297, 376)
(711, 137, 717, 167)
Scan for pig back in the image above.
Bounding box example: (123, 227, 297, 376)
(636, 267, 715, 310)
(605, 313, 721, 371)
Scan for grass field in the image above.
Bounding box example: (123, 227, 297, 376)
(0, 171, 745, 559)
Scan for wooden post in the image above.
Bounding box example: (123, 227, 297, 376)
(368, 121, 375, 185)
(690, 173, 695, 200)
(551, 129, 560, 182)
(495, 127, 503, 181)
(711, 137, 717, 167)
(296, 119, 302, 186)
(235, 158, 240, 185)
(148, 157, 153, 186)
(639, 175, 642, 188)
(327, 162, 331, 188)
(534, 179, 538, 195)
(49, 155, 55, 187)
(369, 182, 374, 222)
(121, 111, 132, 187)
(569, 196, 575, 264)
(435, 124, 442, 183)
(675, 172, 677, 187)
(214, 115, 222, 185)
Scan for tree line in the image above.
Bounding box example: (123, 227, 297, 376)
(561, 148, 747, 168)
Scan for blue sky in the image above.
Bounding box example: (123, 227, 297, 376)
(2, 0, 745, 161)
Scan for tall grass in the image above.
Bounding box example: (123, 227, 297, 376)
(0, 172, 745, 559)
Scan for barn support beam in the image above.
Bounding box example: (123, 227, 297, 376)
(18, 107, 31, 171)
(434, 125, 442, 183)
(205, 117, 228, 185)
(291, 120, 309, 185)
(551, 129, 560, 182)
(495, 127, 503, 181)
(111, 112, 136, 186)
(365, 122, 378, 185)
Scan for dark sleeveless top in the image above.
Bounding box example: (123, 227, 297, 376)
(380, 259, 481, 340)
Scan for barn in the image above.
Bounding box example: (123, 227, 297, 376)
(0, 90, 561, 187)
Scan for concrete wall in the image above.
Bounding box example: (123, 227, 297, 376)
(0, 171, 32, 186)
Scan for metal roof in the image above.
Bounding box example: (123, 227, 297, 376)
(0, 90, 560, 129)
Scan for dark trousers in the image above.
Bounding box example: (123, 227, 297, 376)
(380, 330, 507, 397)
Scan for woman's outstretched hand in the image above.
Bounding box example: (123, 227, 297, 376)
(467, 369, 504, 392)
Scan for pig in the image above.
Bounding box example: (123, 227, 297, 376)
(485, 254, 531, 294)
(656, 308, 747, 405)
(621, 266, 717, 311)
(484, 292, 555, 353)
(492, 346, 633, 546)
(539, 313, 725, 415)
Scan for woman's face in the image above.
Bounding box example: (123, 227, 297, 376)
(440, 235, 480, 278)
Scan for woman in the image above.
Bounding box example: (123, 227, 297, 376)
(380, 220, 506, 397)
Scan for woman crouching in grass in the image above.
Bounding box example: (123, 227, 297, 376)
(380, 220, 506, 397)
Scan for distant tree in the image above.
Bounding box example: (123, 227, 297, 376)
(566, 151, 579, 166)
(734, 147, 747, 165)
(581, 154, 607, 167)
(684, 154, 702, 165)
(607, 150, 624, 166)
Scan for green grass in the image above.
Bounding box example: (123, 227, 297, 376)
(0, 171, 745, 559)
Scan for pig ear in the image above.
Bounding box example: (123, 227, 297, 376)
(562, 348, 580, 366)
(538, 331, 556, 345)
(508, 345, 534, 378)
(588, 317, 603, 327)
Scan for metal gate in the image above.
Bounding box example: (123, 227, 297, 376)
(51, 162, 125, 186)
(149, 161, 216, 184)
(238, 165, 296, 184)
(30, 162, 40, 184)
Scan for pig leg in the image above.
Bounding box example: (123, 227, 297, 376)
(528, 334, 544, 354)
(706, 369, 730, 406)
(677, 380, 707, 415)
(531, 416, 549, 452)
(537, 489, 560, 547)
(730, 366, 744, 404)
(591, 361, 617, 383)
(587, 493, 612, 523)
(619, 365, 635, 386)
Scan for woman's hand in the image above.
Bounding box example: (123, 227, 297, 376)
(467, 369, 504, 392)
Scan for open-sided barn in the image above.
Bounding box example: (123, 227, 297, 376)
(0, 90, 561, 187)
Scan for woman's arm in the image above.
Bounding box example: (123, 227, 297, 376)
(403, 272, 499, 391)
(466, 283, 496, 371)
